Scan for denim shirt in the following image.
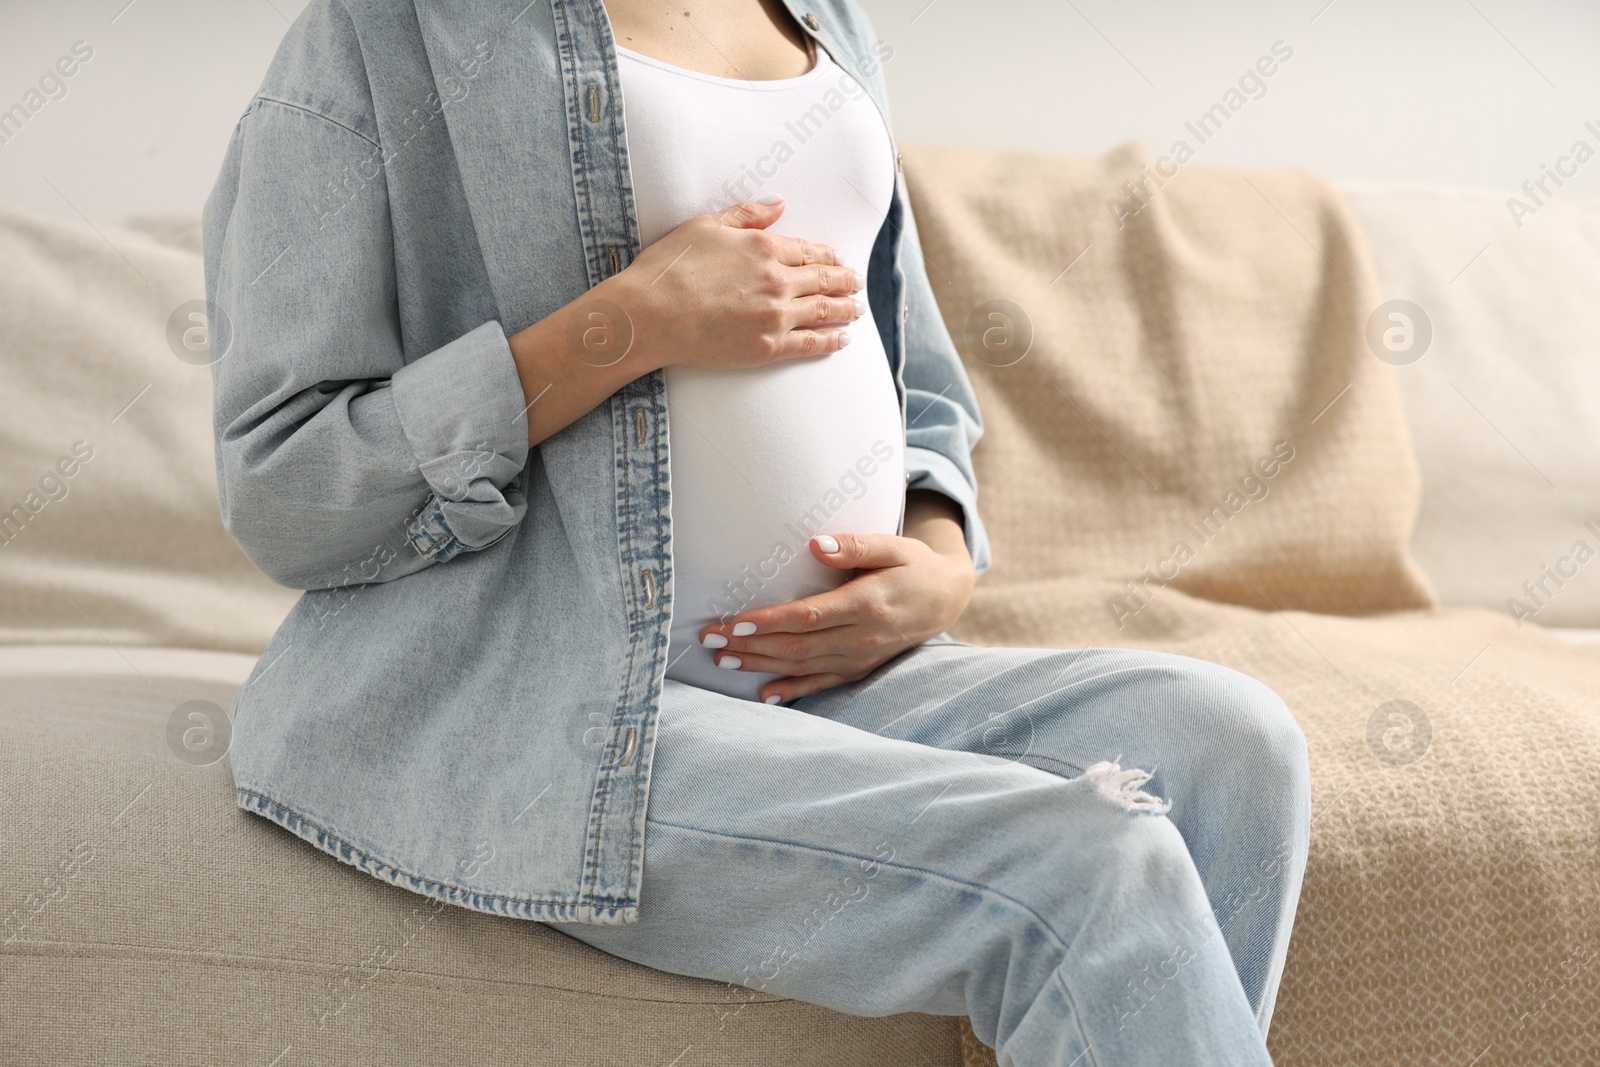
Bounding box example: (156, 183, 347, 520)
(203, 0, 991, 925)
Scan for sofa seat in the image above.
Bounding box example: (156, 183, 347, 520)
(0, 645, 966, 1066)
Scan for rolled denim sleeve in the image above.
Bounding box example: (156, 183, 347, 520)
(203, 89, 530, 591)
(391, 321, 531, 564)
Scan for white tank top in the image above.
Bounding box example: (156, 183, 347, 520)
(615, 39, 906, 702)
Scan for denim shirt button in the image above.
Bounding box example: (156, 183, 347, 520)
(803, 12, 820, 30)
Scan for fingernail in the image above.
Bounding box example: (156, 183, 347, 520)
(717, 655, 742, 670)
(763, 694, 782, 705)
(732, 621, 758, 636)
(815, 534, 839, 553)
(851, 297, 866, 317)
(755, 193, 783, 204)
(834, 249, 846, 265)
(837, 331, 851, 348)
(701, 632, 728, 648)
(851, 271, 864, 292)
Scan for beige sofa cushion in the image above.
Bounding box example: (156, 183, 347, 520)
(0, 645, 964, 1066)
(0, 208, 296, 655)
(1340, 183, 1600, 628)
(902, 142, 1436, 624)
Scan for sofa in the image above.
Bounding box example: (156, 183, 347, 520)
(2, 140, 1596, 1066)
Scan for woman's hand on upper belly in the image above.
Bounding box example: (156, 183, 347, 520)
(616, 196, 864, 373)
(695, 519, 976, 704)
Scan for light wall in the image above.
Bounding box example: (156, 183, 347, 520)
(1, 0, 1597, 225)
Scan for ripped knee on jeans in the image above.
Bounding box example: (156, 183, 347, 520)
(1080, 756, 1171, 815)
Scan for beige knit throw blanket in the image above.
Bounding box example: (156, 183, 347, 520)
(902, 141, 1600, 1067)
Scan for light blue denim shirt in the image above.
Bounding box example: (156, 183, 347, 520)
(204, 0, 991, 925)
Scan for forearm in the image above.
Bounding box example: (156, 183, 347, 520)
(508, 274, 665, 448)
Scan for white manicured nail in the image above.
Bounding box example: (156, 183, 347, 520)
(837, 331, 851, 347)
(815, 534, 839, 553)
(717, 655, 742, 670)
(764, 694, 782, 705)
(852, 297, 866, 317)
(755, 193, 783, 204)
(851, 271, 865, 292)
(701, 633, 728, 648)
(732, 621, 758, 636)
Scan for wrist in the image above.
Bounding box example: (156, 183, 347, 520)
(904, 490, 975, 599)
(591, 270, 670, 374)
(904, 490, 964, 548)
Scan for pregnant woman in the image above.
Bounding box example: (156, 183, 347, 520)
(204, 1, 1311, 1064)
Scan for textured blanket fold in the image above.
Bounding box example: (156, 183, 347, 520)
(904, 141, 1600, 1067)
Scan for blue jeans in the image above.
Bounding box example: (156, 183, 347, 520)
(557, 641, 1311, 1066)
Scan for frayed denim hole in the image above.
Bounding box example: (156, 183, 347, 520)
(1077, 756, 1172, 816)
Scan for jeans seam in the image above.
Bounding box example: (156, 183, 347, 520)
(646, 815, 1074, 954)
(1048, 968, 1110, 1067)
(985, 750, 1086, 779)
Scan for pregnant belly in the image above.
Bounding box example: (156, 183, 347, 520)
(663, 336, 905, 702)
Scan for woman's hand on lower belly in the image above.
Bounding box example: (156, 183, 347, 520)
(696, 524, 976, 704)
